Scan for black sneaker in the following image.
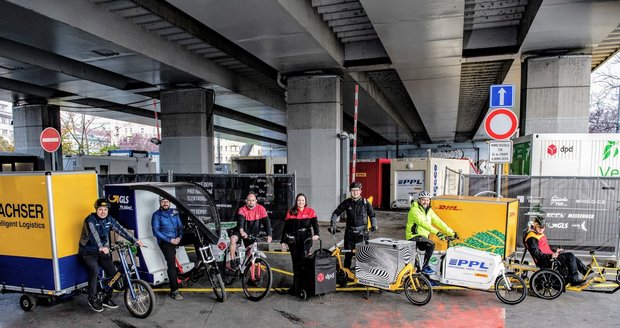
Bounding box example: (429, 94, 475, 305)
(88, 299, 103, 313)
(170, 290, 184, 300)
(102, 298, 118, 309)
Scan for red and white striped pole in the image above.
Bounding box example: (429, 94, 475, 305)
(351, 84, 359, 182)
(153, 99, 160, 140)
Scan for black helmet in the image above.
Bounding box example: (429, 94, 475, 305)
(94, 198, 111, 209)
(533, 216, 546, 227)
(350, 181, 362, 190)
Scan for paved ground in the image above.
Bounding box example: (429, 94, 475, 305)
(2, 211, 620, 328)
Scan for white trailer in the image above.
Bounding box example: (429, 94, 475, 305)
(231, 156, 287, 174)
(510, 133, 620, 176)
(389, 157, 471, 209)
(64, 155, 157, 174)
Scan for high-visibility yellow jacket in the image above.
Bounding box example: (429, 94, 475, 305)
(405, 201, 454, 240)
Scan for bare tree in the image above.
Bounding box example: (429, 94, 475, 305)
(60, 112, 108, 155)
(590, 54, 620, 133)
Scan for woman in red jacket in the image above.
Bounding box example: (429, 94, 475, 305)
(280, 193, 320, 294)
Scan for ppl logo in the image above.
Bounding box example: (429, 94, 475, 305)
(547, 144, 557, 155)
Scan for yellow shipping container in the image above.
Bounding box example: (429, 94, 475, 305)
(431, 195, 519, 258)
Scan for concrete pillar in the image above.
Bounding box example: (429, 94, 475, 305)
(520, 55, 591, 135)
(160, 88, 214, 174)
(12, 103, 62, 171)
(287, 76, 343, 221)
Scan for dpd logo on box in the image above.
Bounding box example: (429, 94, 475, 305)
(547, 144, 573, 156)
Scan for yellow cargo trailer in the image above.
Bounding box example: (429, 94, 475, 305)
(0, 171, 98, 309)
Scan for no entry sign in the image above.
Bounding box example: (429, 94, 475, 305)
(484, 108, 518, 140)
(40, 127, 61, 153)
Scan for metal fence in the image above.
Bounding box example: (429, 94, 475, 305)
(98, 173, 296, 238)
(462, 175, 620, 257)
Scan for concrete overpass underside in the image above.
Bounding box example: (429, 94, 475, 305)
(0, 0, 619, 148)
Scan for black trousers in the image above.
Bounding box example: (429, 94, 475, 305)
(80, 252, 117, 301)
(344, 230, 366, 269)
(158, 232, 201, 292)
(288, 232, 312, 291)
(412, 236, 435, 268)
(557, 252, 588, 281)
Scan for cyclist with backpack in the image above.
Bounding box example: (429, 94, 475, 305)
(329, 181, 377, 269)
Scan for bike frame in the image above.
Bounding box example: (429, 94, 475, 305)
(99, 244, 142, 300)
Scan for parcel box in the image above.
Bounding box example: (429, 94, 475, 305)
(355, 238, 416, 289)
(431, 195, 518, 258)
(0, 172, 97, 295)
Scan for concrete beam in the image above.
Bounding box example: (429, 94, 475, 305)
(0, 38, 154, 91)
(132, 0, 279, 84)
(213, 105, 286, 134)
(215, 126, 286, 147)
(8, 0, 286, 111)
(277, 0, 344, 66)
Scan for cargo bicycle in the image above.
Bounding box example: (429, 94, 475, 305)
(422, 236, 527, 304)
(511, 248, 620, 300)
(329, 228, 433, 306)
(221, 233, 273, 301)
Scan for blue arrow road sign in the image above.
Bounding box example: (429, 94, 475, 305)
(490, 84, 514, 108)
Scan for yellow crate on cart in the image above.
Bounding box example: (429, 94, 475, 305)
(430, 195, 519, 258)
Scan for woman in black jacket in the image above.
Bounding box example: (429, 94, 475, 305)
(280, 193, 320, 294)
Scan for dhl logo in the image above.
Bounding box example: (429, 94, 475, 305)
(436, 205, 461, 211)
(509, 211, 517, 217)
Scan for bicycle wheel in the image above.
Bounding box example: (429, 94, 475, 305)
(241, 258, 272, 301)
(495, 273, 527, 305)
(403, 274, 432, 306)
(124, 279, 155, 319)
(208, 266, 227, 302)
(530, 269, 564, 300)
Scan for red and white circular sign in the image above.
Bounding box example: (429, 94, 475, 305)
(484, 108, 518, 140)
(40, 127, 61, 153)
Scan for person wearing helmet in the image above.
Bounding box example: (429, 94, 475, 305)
(330, 181, 377, 269)
(525, 216, 589, 286)
(406, 191, 457, 275)
(78, 198, 143, 312)
(151, 196, 201, 300)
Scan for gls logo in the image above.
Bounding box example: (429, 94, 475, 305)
(436, 205, 462, 211)
(448, 259, 489, 269)
(108, 195, 130, 204)
(547, 144, 574, 156)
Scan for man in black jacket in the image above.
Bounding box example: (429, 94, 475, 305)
(329, 181, 377, 269)
(79, 198, 143, 312)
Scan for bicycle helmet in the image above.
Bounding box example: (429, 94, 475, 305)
(350, 181, 362, 190)
(532, 215, 546, 227)
(418, 190, 432, 199)
(94, 198, 111, 209)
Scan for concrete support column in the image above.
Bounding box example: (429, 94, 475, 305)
(520, 55, 591, 135)
(12, 103, 62, 170)
(287, 76, 342, 221)
(160, 88, 214, 174)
